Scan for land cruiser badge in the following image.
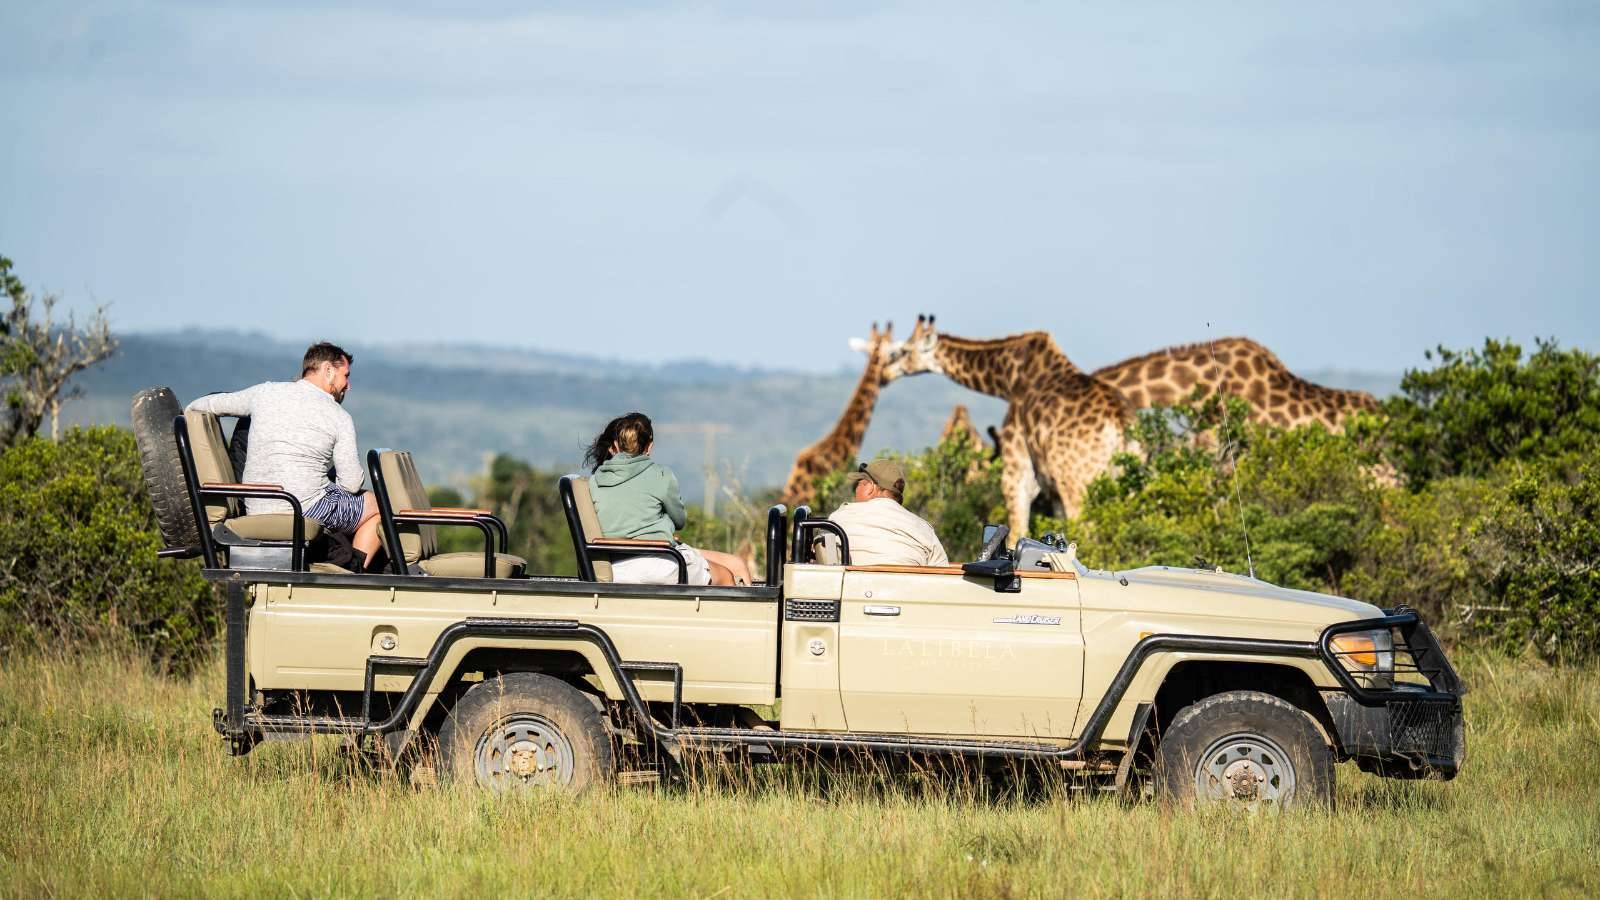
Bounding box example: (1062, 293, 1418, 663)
(992, 614, 1062, 625)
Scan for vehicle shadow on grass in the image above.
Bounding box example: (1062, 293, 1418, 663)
(238, 736, 415, 790)
(660, 750, 1107, 809)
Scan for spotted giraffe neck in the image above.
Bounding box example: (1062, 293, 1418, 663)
(818, 347, 885, 454)
(935, 332, 1072, 398)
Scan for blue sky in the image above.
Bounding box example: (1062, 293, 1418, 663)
(3, 0, 1596, 373)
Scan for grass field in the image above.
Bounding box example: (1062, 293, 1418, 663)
(2, 650, 1597, 898)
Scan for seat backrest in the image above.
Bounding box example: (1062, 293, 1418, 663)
(185, 412, 240, 525)
(377, 449, 437, 565)
(814, 531, 842, 566)
(564, 475, 613, 582)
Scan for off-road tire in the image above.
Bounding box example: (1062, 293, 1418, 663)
(130, 386, 201, 549)
(1154, 690, 1334, 810)
(437, 673, 614, 793)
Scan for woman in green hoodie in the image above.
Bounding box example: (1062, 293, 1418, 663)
(585, 412, 754, 587)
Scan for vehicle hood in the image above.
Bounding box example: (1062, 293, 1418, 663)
(1094, 564, 1384, 624)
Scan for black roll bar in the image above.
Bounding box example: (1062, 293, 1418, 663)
(788, 505, 850, 565)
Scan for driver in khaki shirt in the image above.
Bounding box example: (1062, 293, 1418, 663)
(827, 459, 949, 567)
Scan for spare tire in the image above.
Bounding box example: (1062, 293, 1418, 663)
(131, 387, 200, 550)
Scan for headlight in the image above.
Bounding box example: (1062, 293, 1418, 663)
(1330, 628, 1394, 682)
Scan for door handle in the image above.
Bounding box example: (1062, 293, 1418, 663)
(864, 605, 901, 617)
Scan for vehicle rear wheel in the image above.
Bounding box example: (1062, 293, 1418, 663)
(1154, 690, 1334, 810)
(130, 386, 201, 549)
(437, 673, 614, 793)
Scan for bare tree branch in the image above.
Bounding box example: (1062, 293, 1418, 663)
(1, 256, 119, 447)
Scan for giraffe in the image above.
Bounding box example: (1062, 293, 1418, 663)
(939, 404, 1001, 482)
(939, 404, 984, 449)
(779, 322, 894, 510)
(1093, 337, 1379, 430)
(881, 315, 1134, 539)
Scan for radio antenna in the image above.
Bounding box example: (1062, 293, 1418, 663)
(1205, 326, 1257, 580)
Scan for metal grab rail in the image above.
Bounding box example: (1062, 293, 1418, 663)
(788, 505, 851, 565)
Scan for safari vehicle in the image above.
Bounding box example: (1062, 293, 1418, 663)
(132, 388, 1465, 807)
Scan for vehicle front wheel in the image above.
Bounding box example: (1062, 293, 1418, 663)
(1154, 690, 1334, 810)
(437, 672, 615, 793)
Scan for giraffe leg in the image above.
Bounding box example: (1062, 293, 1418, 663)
(999, 420, 1039, 541)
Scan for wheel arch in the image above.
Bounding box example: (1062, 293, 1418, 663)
(1101, 652, 1340, 756)
(402, 637, 628, 737)
(1150, 660, 1337, 749)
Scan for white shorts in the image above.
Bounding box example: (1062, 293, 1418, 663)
(610, 544, 712, 586)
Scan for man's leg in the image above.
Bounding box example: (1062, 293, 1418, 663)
(352, 492, 382, 569)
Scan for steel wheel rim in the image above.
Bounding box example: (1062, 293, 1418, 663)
(1193, 732, 1296, 807)
(474, 713, 576, 791)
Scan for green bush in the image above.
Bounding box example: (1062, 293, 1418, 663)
(1475, 456, 1600, 661)
(0, 427, 215, 669)
(1381, 338, 1600, 487)
(1064, 398, 1388, 597)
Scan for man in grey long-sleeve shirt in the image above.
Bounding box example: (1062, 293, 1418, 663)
(186, 342, 382, 569)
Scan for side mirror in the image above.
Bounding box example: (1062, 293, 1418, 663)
(962, 557, 1021, 593)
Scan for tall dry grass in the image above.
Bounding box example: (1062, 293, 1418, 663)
(1, 649, 1597, 898)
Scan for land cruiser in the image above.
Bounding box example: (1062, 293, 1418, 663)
(133, 388, 1465, 808)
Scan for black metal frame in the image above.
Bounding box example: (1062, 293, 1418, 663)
(1318, 609, 1463, 704)
(764, 504, 788, 587)
(788, 505, 850, 565)
(174, 415, 310, 571)
(367, 448, 509, 578)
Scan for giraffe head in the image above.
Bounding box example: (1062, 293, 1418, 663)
(846, 320, 895, 369)
(879, 314, 940, 382)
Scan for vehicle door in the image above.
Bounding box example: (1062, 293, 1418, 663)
(837, 566, 1083, 739)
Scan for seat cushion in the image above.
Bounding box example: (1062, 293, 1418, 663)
(419, 552, 526, 579)
(223, 515, 325, 542)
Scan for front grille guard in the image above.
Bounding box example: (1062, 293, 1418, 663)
(1319, 608, 1464, 705)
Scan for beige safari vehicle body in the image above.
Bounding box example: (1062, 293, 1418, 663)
(135, 395, 1464, 803)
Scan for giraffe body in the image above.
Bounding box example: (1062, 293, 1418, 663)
(1095, 337, 1378, 429)
(883, 319, 1132, 537)
(779, 323, 893, 509)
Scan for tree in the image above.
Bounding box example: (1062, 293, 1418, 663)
(1380, 338, 1600, 487)
(1, 256, 119, 447)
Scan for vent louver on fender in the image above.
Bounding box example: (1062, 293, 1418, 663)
(785, 599, 840, 622)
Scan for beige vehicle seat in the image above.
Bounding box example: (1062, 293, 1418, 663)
(185, 412, 346, 572)
(186, 412, 336, 557)
(560, 475, 689, 584)
(374, 450, 526, 578)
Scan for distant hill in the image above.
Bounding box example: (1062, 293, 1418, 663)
(65, 331, 1400, 504)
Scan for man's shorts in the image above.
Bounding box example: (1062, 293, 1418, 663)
(610, 543, 712, 586)
(305, 484, 366, 536)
